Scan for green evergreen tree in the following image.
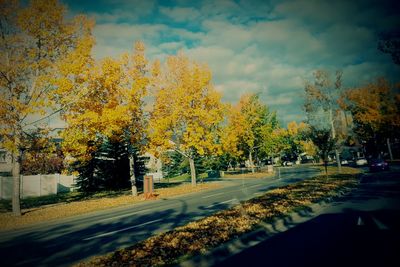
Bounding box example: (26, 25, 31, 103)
(74, 138, 147, 192)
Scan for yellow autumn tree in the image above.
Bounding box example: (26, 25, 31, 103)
(148, 53, 225, 186)
(61, 41, 149, 195)
(223, 93, 278, 172)
(342, 78, 400, 159)
(0, 0, 94, 215)
(287, 121, 318, 161)
(221, 103, 247, 162)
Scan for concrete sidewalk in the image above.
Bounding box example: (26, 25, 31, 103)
(180, 170, 400, 267)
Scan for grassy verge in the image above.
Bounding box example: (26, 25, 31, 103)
(316, 165, 363, 175)
(163, 173, 208, 183)
(76, 168, 360, 267)
(0, 190, 133, 213)
(0, 183, 220, 230)
(223, 170, 275, 179)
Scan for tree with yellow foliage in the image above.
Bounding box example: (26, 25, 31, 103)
(222, 93, 278, 172)
(61, 41, 149, 195)
(342, 78, 400, 159)
(0, 0, 94, 215)
(221, 103, 247, 164)
(258, 122, 304, 164)
(20, 128, 64, 175)
(148, 53, 225, 186)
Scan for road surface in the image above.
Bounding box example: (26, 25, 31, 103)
(212, 169, 400, 267)
(0, 166, 319, 267)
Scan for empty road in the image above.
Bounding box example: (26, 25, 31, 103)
(0, 166, 319, 267)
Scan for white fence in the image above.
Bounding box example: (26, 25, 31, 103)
(146, 172, 163, 182)
(0, 174, 76, 200)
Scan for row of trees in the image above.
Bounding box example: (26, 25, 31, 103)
(304, 69, 400, 173)
(1, 0, 398, 216)
(0, 0, 295, 215)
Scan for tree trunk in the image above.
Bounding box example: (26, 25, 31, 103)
(189, 157, 197, 187)
(335, 149, 341, 172)
(387, 138, 393, 161)
(330, 108, 341, 172)
(12, 150, 21, 216)
(129, 155, 137, 196)
(324, 160, 328, 178)
(249, 150, 255, 173)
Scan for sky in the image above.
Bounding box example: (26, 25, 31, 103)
(62, 0, 400, 126)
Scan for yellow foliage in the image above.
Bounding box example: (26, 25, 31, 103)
(0, 0, 94, 157)
(344, 77, 400, 137)
(221, 93, 275, 159)
(61, 42, 150, 161)
(148, 53, 225, 158)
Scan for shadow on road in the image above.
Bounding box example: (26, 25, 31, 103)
(209, 170, 400, 267)
(0, 193, 239, 267)
(213, 209, 400, 267)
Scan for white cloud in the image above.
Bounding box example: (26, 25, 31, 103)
(200, 0, 241, 19)
(342, 62, 396, 87)
(78, 0, 399, 126)
(159, 7, 200, 22)
(215, 79, 260, 102)
(273, 0, 358, 27)
(266, 93, 294, 106)
(201, 20, 252, 50)
(158, 41, 185, 51)
(93, 23, 170, 59)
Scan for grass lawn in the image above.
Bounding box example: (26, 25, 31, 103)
(0, 172, 216, 214)
(0, 182, 221, 230)
(223, 170, 275, 179)
(0, 190, 130, 213)
(75, 167, 361, 267)
(162, 172, 208, 183)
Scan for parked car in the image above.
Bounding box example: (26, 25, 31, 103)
(341, 159, 349, 165)
(356, 158, 368, 166)
(283, 161, 293, 166)
(369, 158, 389, 172)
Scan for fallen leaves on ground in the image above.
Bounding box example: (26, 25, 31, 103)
(223, 170, 275, 179)
(76, 172, 359, 267)
(0, 183, 220, 230)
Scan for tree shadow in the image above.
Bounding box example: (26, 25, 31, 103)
(0, 192, 242, 267)
(212, 208, 400, 267)
(203, 171, 400, 267)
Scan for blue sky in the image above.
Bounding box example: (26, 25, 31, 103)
(63, 0, 400, 126)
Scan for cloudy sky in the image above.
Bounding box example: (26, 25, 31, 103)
(63, 0, 400, 126)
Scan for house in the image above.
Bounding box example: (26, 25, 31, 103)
(0, 148, 12, 175)
(142, 152, 163, 181)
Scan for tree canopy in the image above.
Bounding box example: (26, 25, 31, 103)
(147, 53, 225, 186)
(0, 0, 94, 215)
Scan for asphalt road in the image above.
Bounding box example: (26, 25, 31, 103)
(213, 169, 400, 267)
(0, 166, 319, 267)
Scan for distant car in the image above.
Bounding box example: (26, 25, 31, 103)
(283, 161, 293, 166)
(341, 159, 349, 165)
(356, 158, 368, 166)
(369, 158, 389, 172)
